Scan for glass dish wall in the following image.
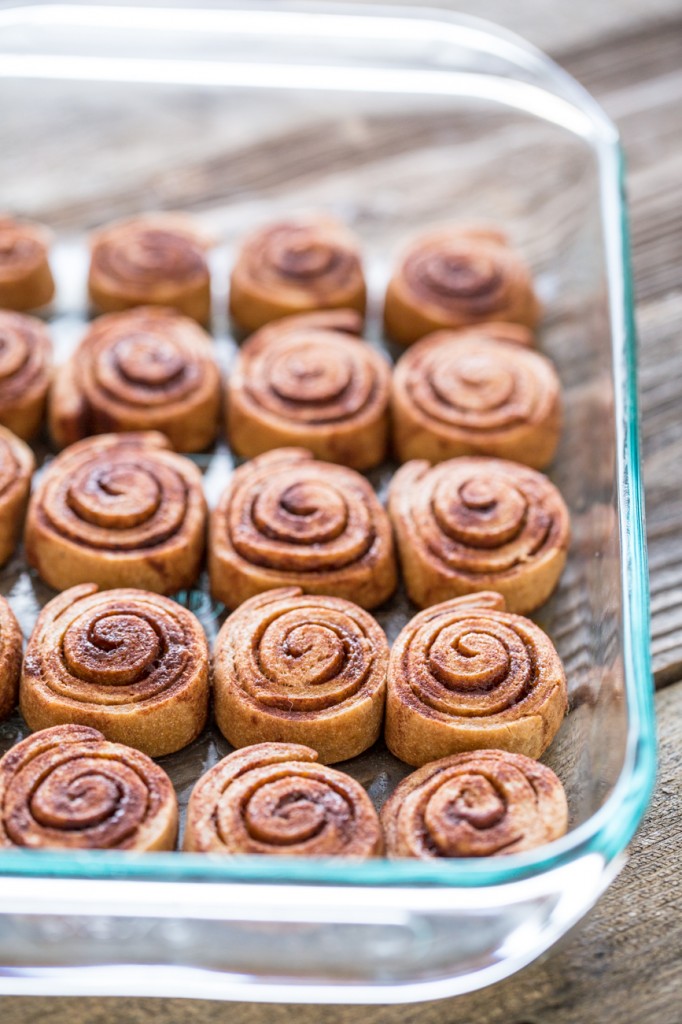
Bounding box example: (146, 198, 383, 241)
(0, 1, 654, 1002)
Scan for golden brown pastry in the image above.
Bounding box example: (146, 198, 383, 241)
(213, 587, 388, 763)
(389, 456, 570, 613)
(49, 307, 221, 451)
(88, 214, 211, 323)
(385, 593, 567, 765)
(381, 749, 568, 858)
(384, 227, 540, 346)
(227, 309, 390, 469)
(229, 217, 366, 333)
(0, 311, 52, 441)
(25, 432, 206, 594)
(0, 425, 34, 568)
(20, 584, 209, 757)
(183, 742, 383, 856)
(0, 216, 55, 311)
(210, 448, 396, 611)
(0, 724, 177, 850)
(0, 595, 22, 722)
(392, 326, 561, 468)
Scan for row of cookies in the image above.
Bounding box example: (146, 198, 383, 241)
(0, 585, 567, 764)
(0, 726, 568, 859)
(0, 305, 561, 470)
(0, 212, 538, 343)
(1, 432, 569, 615)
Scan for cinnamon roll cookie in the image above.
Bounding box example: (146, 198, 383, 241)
(388, 456, 570, 613)
(0, 595, 22, 722)
(88, 214, 212, 323)
(25, 432, 206, 594)
(0, 311, 52, 441)
(392, 326, 561, 468)
(0, 725, 177, 851)
(210, 448, 396, 610)
(0, 216, 55, 311)
(382, 749, 568, 857)
(213, 588, 388, 763)
(49, 307, 220, 451)
(385, 593, 567, 765)
(227, 310, 390, 469)
(183, 742, 383, 857)
(229, 217, 366, 332)
(384, 227, 540, 346)
(0, 425, 34, 568)
(21, 584, 209, 757)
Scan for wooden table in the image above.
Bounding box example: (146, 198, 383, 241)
(3, 0, 682, 1021)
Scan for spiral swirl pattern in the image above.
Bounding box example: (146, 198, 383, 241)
(0, 217, 55, 310)
(25, 432, 206, 594)
(228, 310, 390, 469)
(210, 448, 396, 610)
(0, 595, 21, 722)
(0, 424, 34, 569)
(389, 456, 569, 613)
(392, 327, 561, 467)
(0, 311, 52, 440)
(183, 742, 383, 856)
(384, 228, 540, 346)
(229, 218, 366, 332)
(49, 307, 220, 451)
(89, 215, 211, 323)
(385, 594, 567, 764)
(20, 583, 209, 757)
(214, 587, 388, 762)
(0, 725, 177, 850)
(381, 749, 568, 858)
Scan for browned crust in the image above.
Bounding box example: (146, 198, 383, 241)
(229, 218, 366, 333)
(381, 748, 568, 858)
(88, 215, 211, 324)
(384, 227, 540, 346)
(392, 326, 561, 468)
(388, 455, 570, 614)
(213, 587, 388, 763)
(0, 724, 178, 850)
(20, 583, 209, 757)
(183, 742, 383, 857)
(24, 432, 207, 595)
(209, 448, 397, 610)
(49, 307, 220, 451)
(385, 594, 568, 766)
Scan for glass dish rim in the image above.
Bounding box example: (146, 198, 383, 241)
(0, 0, 656, 890)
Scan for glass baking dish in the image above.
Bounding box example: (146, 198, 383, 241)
(0, 0, 655, 1004)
